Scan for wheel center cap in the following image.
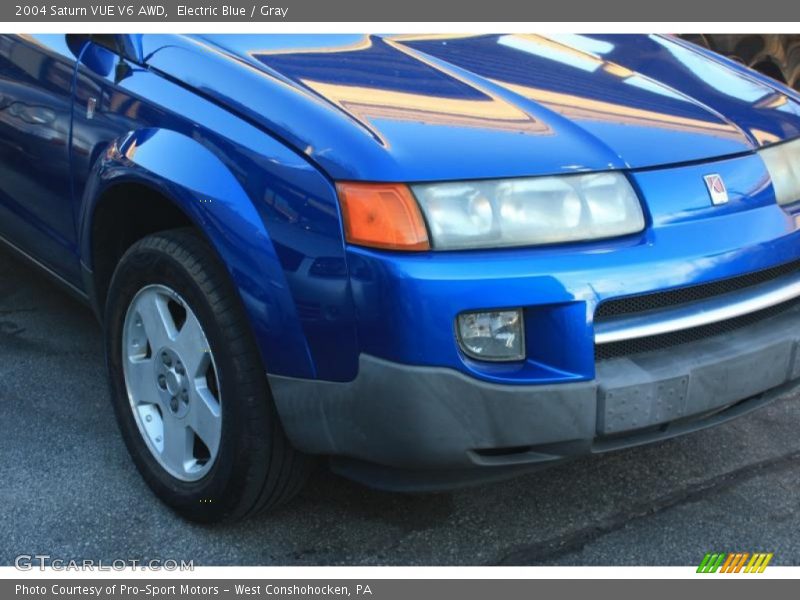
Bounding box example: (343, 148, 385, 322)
(165, 371, 182, 397)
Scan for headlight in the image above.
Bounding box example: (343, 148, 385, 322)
(411, 172, 644, 250)
(760, 137, 800, 206)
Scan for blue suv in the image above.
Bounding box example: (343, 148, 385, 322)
(2, 33, 800, 522)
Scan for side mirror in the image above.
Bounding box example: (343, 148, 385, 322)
(65, 34, 136, 82)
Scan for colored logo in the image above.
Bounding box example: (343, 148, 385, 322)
(703, 173, 729, 205)
(697, 552, 773, 573)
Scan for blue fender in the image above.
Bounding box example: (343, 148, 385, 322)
(77, 127, 350, 380)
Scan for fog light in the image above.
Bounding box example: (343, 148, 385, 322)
(456, 310, 525, 361)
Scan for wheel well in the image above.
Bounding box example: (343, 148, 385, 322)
(90, 183, 194, 310)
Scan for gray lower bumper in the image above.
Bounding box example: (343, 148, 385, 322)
(269, 304, 800, 489)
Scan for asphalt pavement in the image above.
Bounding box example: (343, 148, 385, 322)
(1, 246, 798, 566)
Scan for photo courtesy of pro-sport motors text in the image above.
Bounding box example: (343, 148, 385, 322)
(14, 584, 375, 597)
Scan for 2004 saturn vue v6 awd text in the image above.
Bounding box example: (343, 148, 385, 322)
(2, 33, 800, 521)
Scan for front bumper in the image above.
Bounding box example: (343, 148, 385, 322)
(270, 300, 800, 491)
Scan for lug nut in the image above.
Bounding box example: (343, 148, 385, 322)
(170, 396, 179, 412)
(161, 352, 172, 366)
(175, 362, 185, 376)
(157, 374, 167, 389)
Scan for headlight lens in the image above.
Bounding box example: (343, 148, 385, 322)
(760, 137, 800, 206)
(412, 172, 644, 250)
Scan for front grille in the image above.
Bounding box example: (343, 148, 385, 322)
(594, 258, 800, 361)
(595, 258, 800, 320)
(596, 297, 800, 360)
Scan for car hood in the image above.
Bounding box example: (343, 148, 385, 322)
(146, 34, 800, 181)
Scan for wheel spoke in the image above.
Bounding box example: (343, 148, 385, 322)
(125, 358, 159, 405)
(160, 414, 190, 476)
(136, 289, 177, 350)
(189, 387, 222, 457)
(173, 310, 209, 377)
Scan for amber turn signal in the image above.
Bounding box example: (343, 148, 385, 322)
(336, 182, 430, 251)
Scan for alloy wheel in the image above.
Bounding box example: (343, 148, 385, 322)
(122, 284, 222, 481)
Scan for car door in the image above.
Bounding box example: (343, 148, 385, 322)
(0, 34, 84, 287)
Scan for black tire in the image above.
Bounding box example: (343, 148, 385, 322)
(104, 228, 311, 522)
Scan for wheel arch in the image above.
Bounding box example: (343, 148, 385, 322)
(78, 127, 318, 380)
(87, 179, 195, 313)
